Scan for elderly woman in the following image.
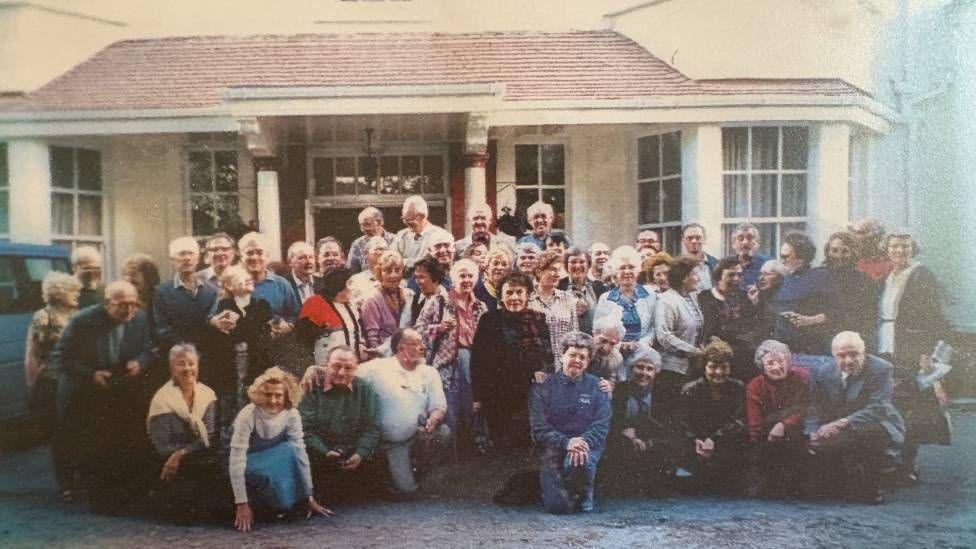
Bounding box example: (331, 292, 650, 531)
(558, 247, 608, 335)
(348, 235, 389, 305)
(529, 250, 579, 358)
(823, 231, 879, 350)
(770, 232, 834, 355)
(745, 340, 809, 497)
(475, 245, 513, 312)
(748, 259, 789, 341)
(679, 338, 747, 489)
(699, 257, 760, 381)
(606, 347, 685, 491)
(594, 246, 657, 350)
(461, 241, 489, 275)
(415, 259, 488, 442)
(515, 241, 542, 276)
(878, 229, 950, 483)
(471, 272, 554, 449)
(229, 367, 330, 532)
(146, 343, 221, 523)
(24, 271, 82, 501)
(588, 311, 627, 384)
(359, 250, 413, 356)
(639, 252, 675, 294)
(654, 257, 704, 391)
(296, 268, 365, 365)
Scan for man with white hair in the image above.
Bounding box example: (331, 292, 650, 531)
(197, 232, 237, 293)
(518, 200, 571, 250)
(284, 241, 321, 304)
(806, 331, 905, 503)
(53, 280, 153, 512)
(347, 206, 395, 274)
(732, 223, 772, 290)
(394, 195, 446, 271)
(588, 242, 611, 282)
(154, 236, 218, 355)
(454, 202, 515, 258)
(316, 236, 346, 276)
(71, 245, 105, 309)
(348, 235, 390, 303)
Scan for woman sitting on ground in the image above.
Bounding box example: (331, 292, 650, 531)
(146, 343, 222, 523)
(229, 367, 331, 532)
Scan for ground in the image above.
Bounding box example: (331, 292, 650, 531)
(1, 411, 975, 549)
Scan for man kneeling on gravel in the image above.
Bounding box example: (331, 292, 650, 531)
(529, 332, 611, 513)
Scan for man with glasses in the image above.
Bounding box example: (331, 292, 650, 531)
(53, 280, 153, 513)
(198, 232, 237, 293)
(394, 195, 447, 271)
(732, 223, 771, 291)
(635, 230, 662, 255)
(347, 206, 395, 274)
(454, 202, 515, 258)
(358, 328, 449, 496)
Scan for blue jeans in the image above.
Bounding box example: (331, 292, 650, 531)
(444, 348, 473, 436)
(538, 445, 602, 514)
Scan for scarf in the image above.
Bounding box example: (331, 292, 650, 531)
(299, 295, 343, 329)
(146, 381, 217, 448)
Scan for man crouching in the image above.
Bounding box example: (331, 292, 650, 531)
(529, 332, 611, 513)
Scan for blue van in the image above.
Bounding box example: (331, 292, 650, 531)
(0, 243, 71, 422)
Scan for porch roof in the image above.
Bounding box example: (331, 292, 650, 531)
(1, 30, 869, 112)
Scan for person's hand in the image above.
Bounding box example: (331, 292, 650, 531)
(576, 300, 589, 317)
(788, 313, 824, 328)
(619, 341, 639, 356)
(269, 319, 293, 338)
(234, 502, 253, 533)
(598, 378, 614, 394)
(325, 450, 342, 460)
(439, 317, 456, 334)
(341, 453, 362, 471)
(695, 438, 715, 458)
(472, 401, 482, 413)
(622, 428, 647, 453)
(300, 365, 330, 392)
(767, 422, 786, 441)
(815, 422, 842, 441)
(567, 437, 589, 453)
(423, 414, 440, 434)
(160, 449, 184, 481)
(93, 370, 112, 387)
(533, 371, 549, 384)
(746, 284, 760, 304)
(125, 360, 141, 378)
(306, 497, 334, 519)
(211, 310, 238, 334)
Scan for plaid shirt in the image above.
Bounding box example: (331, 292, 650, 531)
(415, 292, 487, 390)
(529, 289, 579, 358)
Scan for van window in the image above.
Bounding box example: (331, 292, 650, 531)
(0, 257, 16, 311)
(0, 256, 70, 314)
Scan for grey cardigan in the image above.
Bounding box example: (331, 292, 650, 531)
(654, 288, 703, 375)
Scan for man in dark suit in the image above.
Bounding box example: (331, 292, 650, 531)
(53, 280, 154, 513)
(284, 241, 322, 305)
(806, 331, 906, 503)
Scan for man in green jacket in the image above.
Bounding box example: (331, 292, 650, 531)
(299, 345, 381, 503)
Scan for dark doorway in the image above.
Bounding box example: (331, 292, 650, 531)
(313, 206, 448, 251)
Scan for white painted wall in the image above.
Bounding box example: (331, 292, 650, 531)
(0, 3, 124, 93)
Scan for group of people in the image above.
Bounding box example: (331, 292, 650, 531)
(23, 194, 952, 525)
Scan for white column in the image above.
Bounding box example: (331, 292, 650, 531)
(809, 123, 851, 260)
(681, 125, 723, 255)
(255, 161, 282, 262)
(7, 138, 52, 244)
(464, 113, 490, 234)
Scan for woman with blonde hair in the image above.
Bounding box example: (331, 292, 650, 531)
(359, 249, 413, 356)
(229, 367, 331, 532)
(24, 270, 82, 501)
(474, 245, 514, 312)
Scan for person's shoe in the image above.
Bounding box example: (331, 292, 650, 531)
(579, 491, 595, 513)
(674, 467, 693, 479)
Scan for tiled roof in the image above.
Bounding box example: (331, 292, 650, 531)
(1, 30, 867, 112)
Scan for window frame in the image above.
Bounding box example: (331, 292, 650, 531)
(720, 125, 810, 257)
(185, 145, 244, 239)
(49, 145, 106, 253)
(635, 130, 683, 256)
(513, 142, 568, 230)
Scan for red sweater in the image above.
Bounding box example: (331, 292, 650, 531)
(745, 367, 809, 442)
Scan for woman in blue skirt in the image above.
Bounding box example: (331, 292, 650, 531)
(229, 367, 332, 532)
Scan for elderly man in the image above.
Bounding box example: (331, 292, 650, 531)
(635, 230, 662, 254)
(71, 245, 105, 309)
(588, 313, 627, 383)
(347, 206, 396, 274)
(588, 242, 611, 282)
(806, 331, 905, 503)
(455, 202, 515, 258)
(299, 345, 382, 503)
(518, 200, 572, 250)
(316, 236, 346, 276)
(731, 223, 772, 290)
(394, 195, 447, 271)
(681, 223, 717, 291)
(53, 280, 153, 512)
(529, 332, 611, 513)
(211, 232, 299, 328)
(197, 232, 237, 293)
(284, 241, 322, 304)
(154, 236, 218, 357)
(358, 328, 449, 495)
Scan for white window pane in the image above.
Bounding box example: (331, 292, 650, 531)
(751, 174, 778, 218)
(722, 128, 748, 171)
(751, 127, 779, 170)
(723, 174, 748, 218)
(78, 195, 102, 236)
(782, 174, 807, 217)
(51, 193, 74, 235)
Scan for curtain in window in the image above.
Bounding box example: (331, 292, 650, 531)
(51, 193, 74, 235)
